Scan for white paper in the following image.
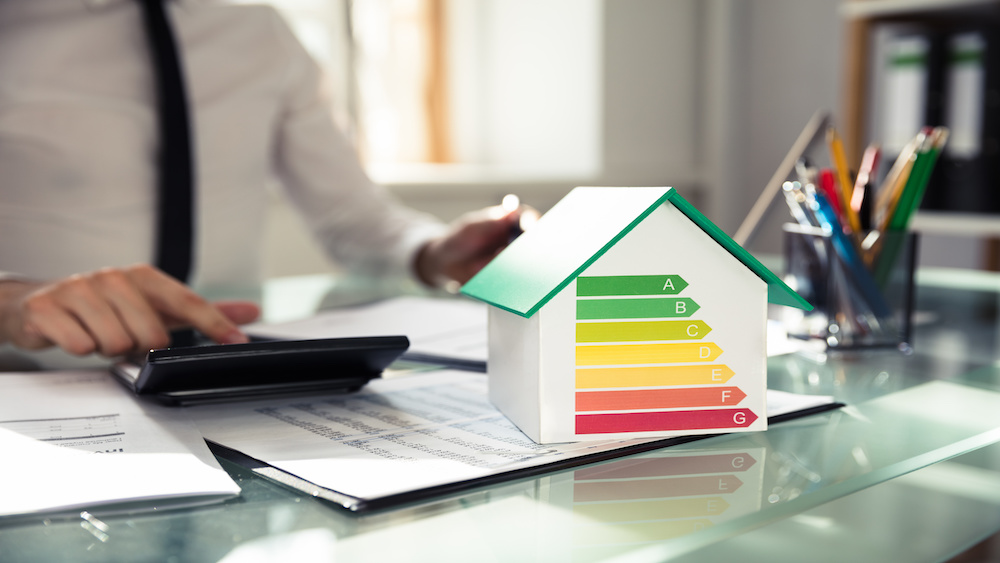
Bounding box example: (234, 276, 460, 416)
(190, 370, 836, 503)
(0, 371, 240, 517)
(766, 388, 835, 418)
(247, 296, 488, 364)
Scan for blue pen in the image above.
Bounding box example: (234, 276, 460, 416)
(781, 181, 820, 228)
(807, 190, 892, 319)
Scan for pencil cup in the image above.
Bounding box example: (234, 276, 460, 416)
(780, 224, 918, 351)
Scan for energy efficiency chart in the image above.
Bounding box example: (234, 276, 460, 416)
(574, 275, 757, 435)
(461, 187, 807, 443)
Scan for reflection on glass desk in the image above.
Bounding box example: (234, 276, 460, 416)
(4, 267, 1000, 563)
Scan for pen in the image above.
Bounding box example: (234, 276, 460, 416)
(858, 184, 872, 231)
(874, 130, 924, 234)
(808, 189, 892, 319)
(502, 193, 524, 243)
(887, 127, 948, 232)
(873, 128, 948, 287)
(818, 168, 843, 218)
(781, 181, 820, 228)
(852, 145, 880, 207)
(852, 144, 880, 230)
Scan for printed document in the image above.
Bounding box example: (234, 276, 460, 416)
(190, 370, 834, 508)
(247, 296, 487, 365)
(0, 371, 240, 517)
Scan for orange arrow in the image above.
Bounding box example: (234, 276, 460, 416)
(576, 386, 747, 411)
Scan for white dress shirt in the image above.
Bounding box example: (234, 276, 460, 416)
(0, 0, 445, 299)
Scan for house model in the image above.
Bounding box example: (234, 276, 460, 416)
(461, 186, 811, 444)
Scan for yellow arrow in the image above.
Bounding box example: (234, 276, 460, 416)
(576, 342, 723, 366)
(577, 364, 735, 388)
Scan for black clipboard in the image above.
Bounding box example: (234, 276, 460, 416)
(207, 400, 845, 513)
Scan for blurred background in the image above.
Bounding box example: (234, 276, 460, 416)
(256, 0, 997, 279)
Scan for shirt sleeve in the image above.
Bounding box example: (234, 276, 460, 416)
(266, 11, 446, 281)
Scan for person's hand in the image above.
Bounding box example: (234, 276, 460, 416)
(0, 264, 260, 357)
(415, 200, 538, 289)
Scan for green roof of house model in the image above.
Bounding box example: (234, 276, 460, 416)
(460, 186, 811, 318)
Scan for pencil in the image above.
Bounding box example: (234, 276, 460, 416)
(827, 127, 860, 233)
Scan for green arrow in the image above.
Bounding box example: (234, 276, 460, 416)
(577, 275, 688, 296)
(577, 297, 700, 319)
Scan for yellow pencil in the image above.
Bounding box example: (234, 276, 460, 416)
(827, 127, 860, 233)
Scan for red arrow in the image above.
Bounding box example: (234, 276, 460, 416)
(576, 408, 759, 434)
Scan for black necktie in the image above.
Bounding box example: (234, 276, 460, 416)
(138, 0, 194, 283)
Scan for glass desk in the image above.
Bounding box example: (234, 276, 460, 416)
(4, 267, 1000, 563)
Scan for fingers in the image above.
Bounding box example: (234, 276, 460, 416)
(0, 265, 258, 358)
(125, 264, 251, 346)
(11, 289, 104, 354)
(8, 272, 161, 356)
(92, 269, 172, 351)
(213, 301, 262, 326)
(415, 204, 539, 287)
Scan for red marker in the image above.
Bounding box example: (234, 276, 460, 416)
(818, 168, 843, 218)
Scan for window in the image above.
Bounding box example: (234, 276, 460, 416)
(265, 0, 601, 182)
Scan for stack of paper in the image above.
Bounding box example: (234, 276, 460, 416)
(190, 370, 837, 512)
(248, 296, 488, 370)
(0, 371, 240, 518)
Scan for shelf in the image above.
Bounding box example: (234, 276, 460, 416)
(910, 211, 1000, 236)
(842, 0, 1000, 20)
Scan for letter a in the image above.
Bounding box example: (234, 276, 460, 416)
(662, 278, 675, 291)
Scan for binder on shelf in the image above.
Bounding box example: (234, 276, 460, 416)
(871, 26, 950, 211)
(937, 27, 1000, 214)
(869, 23, 1000, 216)
(877, 33, 932, 157)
